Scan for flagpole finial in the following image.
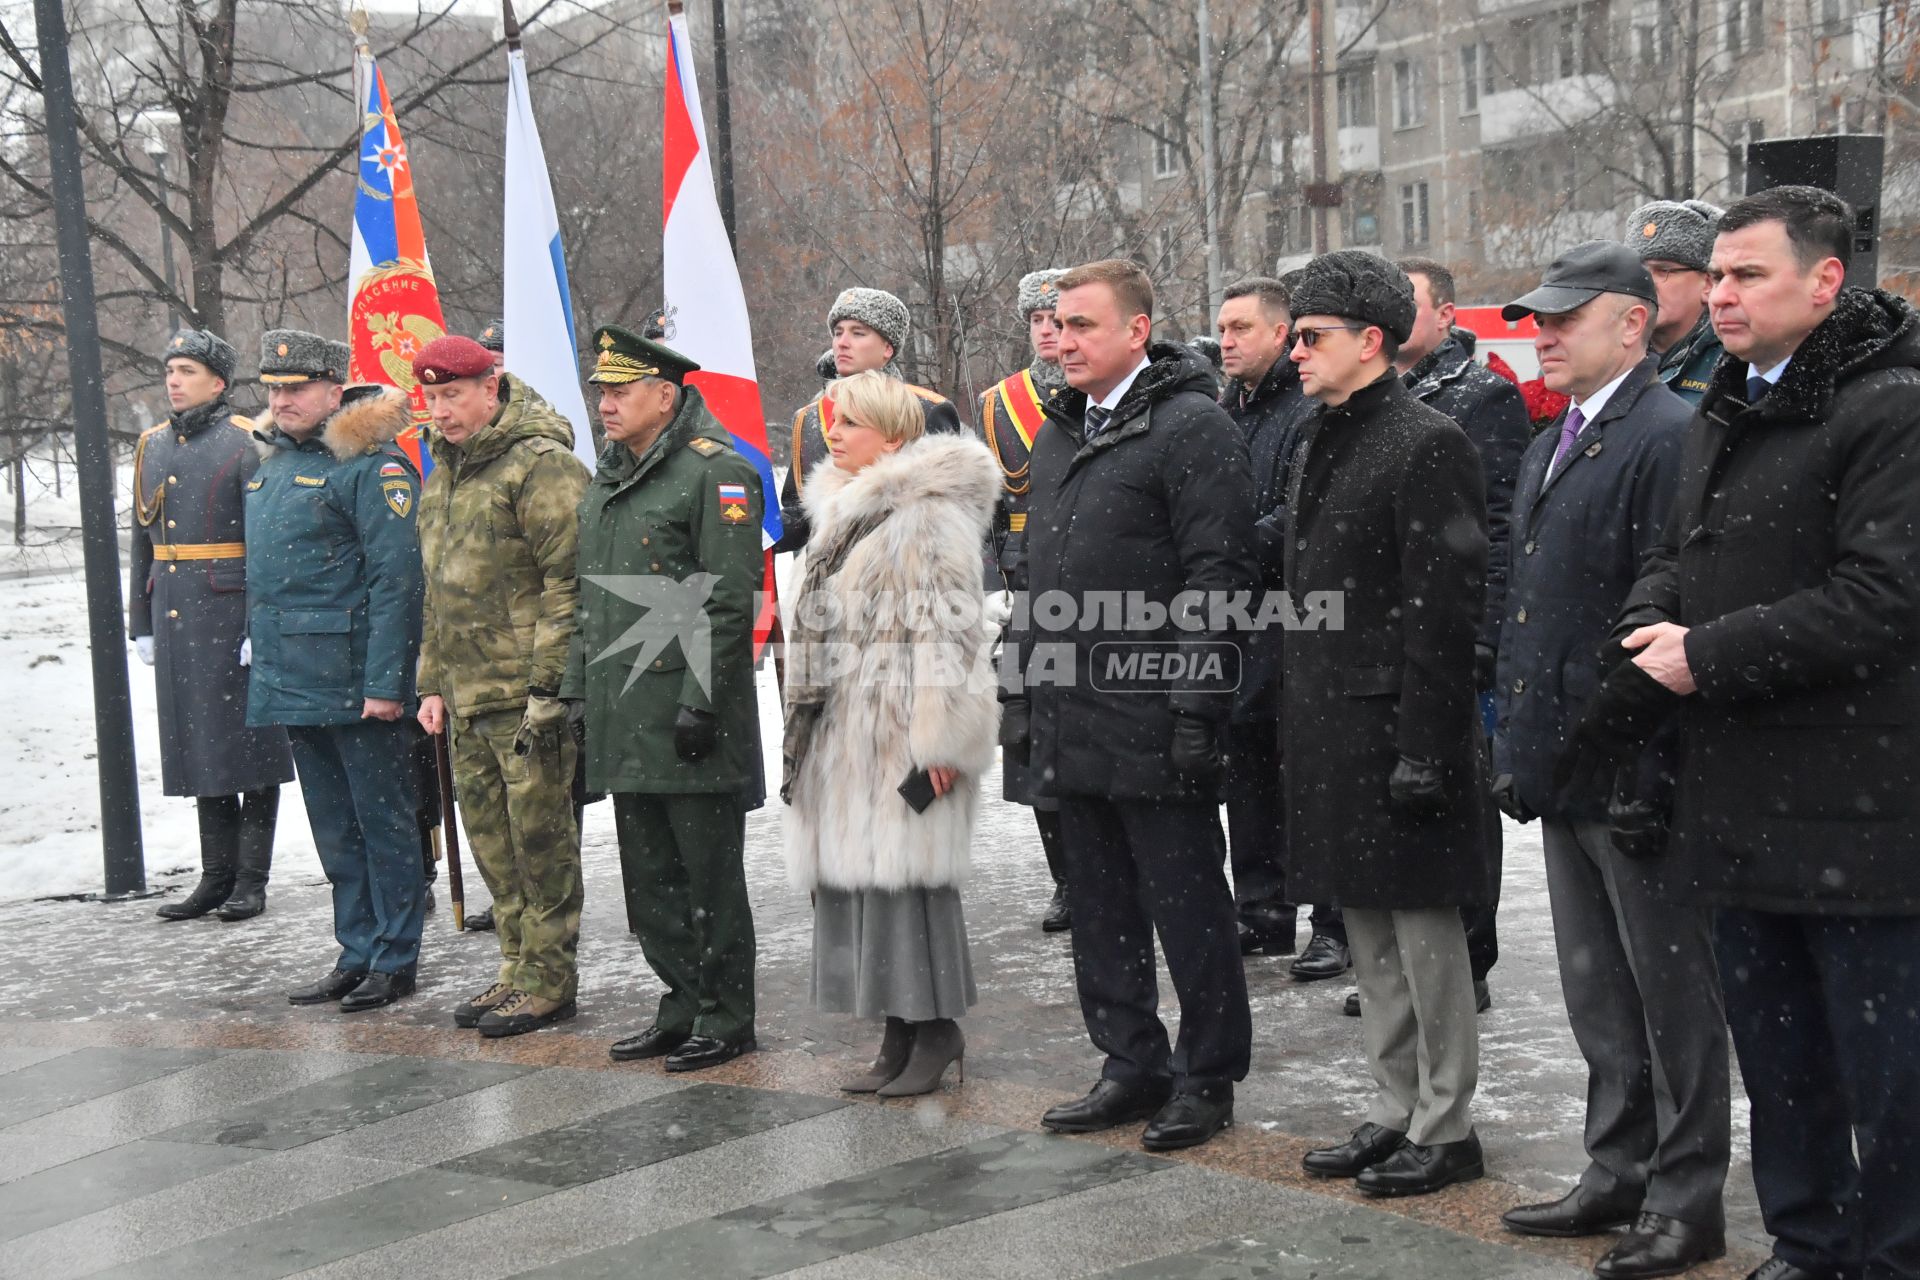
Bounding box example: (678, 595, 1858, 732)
(348, 7, 370, 48)
(666, 0, 685, 15)
(501, 0, 522, 49)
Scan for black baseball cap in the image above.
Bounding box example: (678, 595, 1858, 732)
(1502, 240, 1657, 321)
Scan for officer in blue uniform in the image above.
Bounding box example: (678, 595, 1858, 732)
(245, 329, 427, 1012)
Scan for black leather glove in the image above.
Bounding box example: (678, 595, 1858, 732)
(1169, 714, 1223, 777)
(1608, 791, 1670, 861)
(1388, 754, 1449, 818)
(1489, 772, 1534, 823)
(673, 705, 718, 762)
(1552, 661, 1681, 801)
(999, 697, 1031, 766)
(1473, 643, 1497, 689)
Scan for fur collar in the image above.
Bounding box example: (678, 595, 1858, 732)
(802, 432, 1000, 533)
(1703, 287, 1920, 426)
(252, 386, 410, 461)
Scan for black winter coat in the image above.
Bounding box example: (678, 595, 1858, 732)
(1405, 330, 1531, 655)
(1014, 342, 1258, 801)
(1224, 358, 1316, 722)
(1618, 289, 1920, 915)
(1492, 356, 1688, 821)
(1282, 373, 1493, 908)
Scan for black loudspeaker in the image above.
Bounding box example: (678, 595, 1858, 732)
(1745, 134, 1885, 286)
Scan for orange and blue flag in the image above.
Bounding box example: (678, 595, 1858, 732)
(347, 40, 447, 477)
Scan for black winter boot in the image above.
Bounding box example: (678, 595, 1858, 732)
(216, 788, 278, 921)
(160, 796, 240, 920)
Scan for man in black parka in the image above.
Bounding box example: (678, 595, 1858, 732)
(1571, 186, 1920, 1280)
(1003, 258, 1256, 1154)
(1283, 252, 1492, 1198)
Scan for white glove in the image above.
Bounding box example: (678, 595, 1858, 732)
(239, 638, 252, 667)
(984, 591, 1014, 631)
(134, 636, 154, 666)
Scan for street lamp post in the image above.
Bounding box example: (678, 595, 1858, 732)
(137, 111, 180, 334)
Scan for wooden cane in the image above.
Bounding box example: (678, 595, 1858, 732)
(433, 730, 465, 931)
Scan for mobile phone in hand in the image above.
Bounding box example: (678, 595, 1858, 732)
(898, 768, 937, 814)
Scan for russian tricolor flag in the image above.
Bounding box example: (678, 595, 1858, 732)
(663, 8, 781, 650)
(503, 41, 596, 470)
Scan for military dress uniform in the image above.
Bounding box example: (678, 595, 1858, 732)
(413, 337, 591, 1035)
(245, 331, 427, 1007)
(565, 326, 765, 1069)
(134, 328, 294, 921)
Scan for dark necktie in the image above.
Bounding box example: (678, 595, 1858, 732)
(1085, 404, 1112, 438)
(1746, 374, 1770, 405)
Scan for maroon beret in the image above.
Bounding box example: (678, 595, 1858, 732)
(412, 335, 495, 385)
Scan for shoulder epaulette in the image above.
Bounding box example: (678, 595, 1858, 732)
(904, 383, 948, 405)
(228, 414, 255, 432)
(687, 437, 725, 457)
(139, 421, 169, 440)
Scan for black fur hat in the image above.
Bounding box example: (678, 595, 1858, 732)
(1288, 251, 1417, 345)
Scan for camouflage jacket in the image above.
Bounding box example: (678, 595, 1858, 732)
(418, 376, 591, 718)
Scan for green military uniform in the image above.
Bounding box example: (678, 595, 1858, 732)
(418, 374, 590, 1003)
(245, 332, 426, 982)
(563, 327, 765, 1046)
(1655, 309, 1724, 406)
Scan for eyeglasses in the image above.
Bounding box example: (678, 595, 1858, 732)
(1292, 324, 1367, 349)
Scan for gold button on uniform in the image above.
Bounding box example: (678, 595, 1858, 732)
(1516, 607, 1528, 624)
(169, 475, 178, 483)
(166, 519, 176, 528)
(168, 610, 179, 619)
(650, 562, 662, 571)
(167, 565, 177, 574)
(640, 537, 650, 546)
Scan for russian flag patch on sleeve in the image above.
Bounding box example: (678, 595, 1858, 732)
(380, 461, 408, 477)
(716, 482, 750, 525)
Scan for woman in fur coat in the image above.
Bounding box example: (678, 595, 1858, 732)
(783, 370, 1001, 1097)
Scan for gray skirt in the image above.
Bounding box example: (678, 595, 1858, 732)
(811, 885, 977, 1021)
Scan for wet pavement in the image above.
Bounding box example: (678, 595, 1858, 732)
(0, 786, 1769, 1279)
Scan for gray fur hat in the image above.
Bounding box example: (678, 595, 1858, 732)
(826, 286, 909, 355)
(1288, 251, 1417, 345)
(258, 329, 350, 384)
(1017, 268, 1067, 320)
(1625, 199, 1723, 271)
(163, 328, 237, 383)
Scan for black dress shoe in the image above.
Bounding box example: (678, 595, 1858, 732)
(1302, 1121, 1406, 1177)
(1343, 991, 1362, 1017)
(1745, 1257, 1843, 1280)
(663, 1033, 757, 1072)
(1289, 932, 1350, 981)
(1354, 1130, 1485, 1196)
(610, 1025, 691, 1062)
(287, 968, 368, 1005)
(1041, 885, 1072, 933)
(1238, 903, 1298, 956)
(1501, 1184, 1642, 1238)
(338, 970, 416, 1012)
(1041, 1078, 1173, 1134)
(1141, 1093, 1233, 1151)
(1595, 1213, 1725, 1279)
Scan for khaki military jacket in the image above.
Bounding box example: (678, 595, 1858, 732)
(417, 377, 591, 717)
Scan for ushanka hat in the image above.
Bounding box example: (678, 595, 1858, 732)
(1625, 199, 1723, 272)
(477, 318, 505, 352)
(258, 329, 350, 384)
(826, 286, 909, 355)
(162, 328, 237, 383)
(587, 324, 700, 386)
(1017, 269, 1067, 320)
(1287, 251, 1417, 345)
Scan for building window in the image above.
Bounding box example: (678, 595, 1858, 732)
(1467, 188, 1481, 238)
(1820, 0, 1850, 33)
(1266, 202, 1314, 257)
(1392, 59, 1426, 129)
(1400, 180, 1431, 246)
(1557, 9, 1581, 77)
(1726, 119, 1762, 193)
(1460, 44, 1481, 113)
(1636, 14, 1676, 68)
(1152, 132, 1183, 178)
(1337, 63, 1376, 128)
(1726, 0, 1764, 55)
(1344, 174, 1382, 245)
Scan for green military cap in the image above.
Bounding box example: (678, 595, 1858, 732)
(587, 323, 700, 386)
(259, 329, 350, 384)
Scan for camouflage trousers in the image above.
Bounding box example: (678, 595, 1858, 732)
(449, 709, 583, 1001)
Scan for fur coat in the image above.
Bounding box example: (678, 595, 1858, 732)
(783, 433, 1001, 893)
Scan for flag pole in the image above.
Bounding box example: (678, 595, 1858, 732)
(502, 0, 521, 51)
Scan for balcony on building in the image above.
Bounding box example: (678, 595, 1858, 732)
(1479, 73, 1615, 146)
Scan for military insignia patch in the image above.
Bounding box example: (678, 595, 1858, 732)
(293, 475, 326, 487)
(247, 478, 264, 491)
(1642, 222, 1658, 238)
(383, 480, 413, 517)
(717, 482, 750, 524)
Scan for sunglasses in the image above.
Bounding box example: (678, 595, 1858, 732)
(1292, 324, 1368, 349)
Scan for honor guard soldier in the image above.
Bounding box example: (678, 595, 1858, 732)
(412, 336, 590, 1038)
(133, 328, 295, 922)
(478, 317, 506, 373)
(246, 330, 427, 1012)
(566, 326, 766, 1072)
(772, 286, 963, 551)
(981, 268, 1072, 933)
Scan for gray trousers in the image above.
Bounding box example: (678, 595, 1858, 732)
(1346, 906, 1479, 1146)
(1542, 820, 1730, 1228)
